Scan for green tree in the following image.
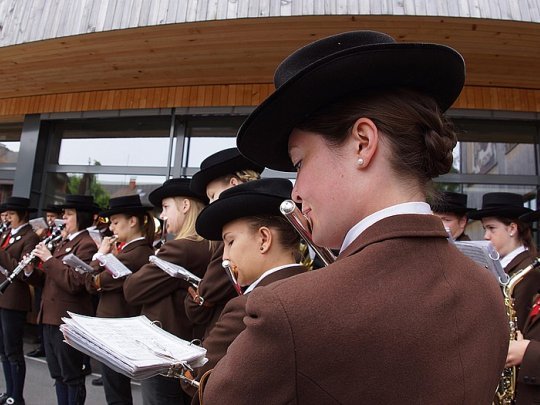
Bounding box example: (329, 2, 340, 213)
(67, 160, 109, 209)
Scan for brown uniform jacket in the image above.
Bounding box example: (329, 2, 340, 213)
(184, 242, 239, 338)
(123, 238, 212, 340)
(515, 293, 540, 403)
(87, 239, 154, 318)
(0, 224, 40, 311)
(198, 264, 306, 379)
(505, 250, 540, 331)
(25, 230, 97, 325)
(202, 214, 508, 405)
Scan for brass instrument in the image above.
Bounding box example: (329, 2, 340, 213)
(0, 223, 65, 294)
(494, 257, 540, 405)
(279, 200, 336, 266)
(222, 259, 242, 296)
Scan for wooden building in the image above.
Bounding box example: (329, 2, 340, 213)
(0, 0, 538, 232)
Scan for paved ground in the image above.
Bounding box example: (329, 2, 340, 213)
(0, 338, 143, 404)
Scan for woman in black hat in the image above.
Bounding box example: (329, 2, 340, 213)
(468, 192, 540, 331)
(85, 195, 155, 405)
(201, 31, 508, 404)
(430, 191, 474, 241)
(0, 197, 40, 405)
(28, 194, 99, 405)
(187, 178, 306, 398)
(123, 178, 212, 405)
(185, 148, 263, 340)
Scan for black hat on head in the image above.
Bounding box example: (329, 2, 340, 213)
(468, 192, 533, 220)
(196, 178, 293, 240)
(44, 204, 63, 215)
(149, 178, 208, 207)
(1, 196, 37, 213)
(58, 195, 99, 212)
(190, 148, 264, 198)
(236, 30, 465, 172)
(430, 192, 475, 215)
(100, 194, 152, 217)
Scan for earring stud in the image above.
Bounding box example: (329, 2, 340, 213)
(357, 158, 364, 166)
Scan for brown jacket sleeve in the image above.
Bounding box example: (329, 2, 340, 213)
(185, 242, 238, 328)
(202, 287, 296, 404)
(44, 233, 98, 294)
(124, 239, 209, 305)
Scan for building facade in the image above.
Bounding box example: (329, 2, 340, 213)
(0, 0, 538, 239)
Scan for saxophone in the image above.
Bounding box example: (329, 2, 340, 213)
(494, 257, 540, 405)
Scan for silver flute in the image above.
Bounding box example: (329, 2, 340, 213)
(279, 200, 336, 266)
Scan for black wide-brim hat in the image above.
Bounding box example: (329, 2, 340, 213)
(236, 30, 465, 172)
(1, 196, 38, 213)
(190, 148, 265, 198)
(196, 178, 293, 240)
(430, 192, 475, 215)
(58, 195, 100, 213)
(149, 177, 208, 207)
(468, 192, 533, 220)
(44, 204, 63, 214)
(100, 194, 153, 217)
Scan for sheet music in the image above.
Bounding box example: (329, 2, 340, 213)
(98, 254, 133, 279)
(149, 255, 201, 286)
(60, 313, 207, 380)
(29, 217, 48, 231)
(452, 240, 509, 283)
(62, 253, 95, 274)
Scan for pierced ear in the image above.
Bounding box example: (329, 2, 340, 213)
(230, 177, 240, 187)
(258, 226, 272, 253)
(351, 117, 379, 167)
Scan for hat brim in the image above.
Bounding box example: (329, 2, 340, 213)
(1, 205, 38, 213)
(190, 156, 264, 197)
(58, 204, 99, 213)
(519, 210, 540, 223)
(431, 205, 476, 215)
(237, 43, 465, 172)
(468, 207, 533, 220)
(99, 206, 153, 218)
(196, 193, 287, 240)
(149, 186, 207, 207)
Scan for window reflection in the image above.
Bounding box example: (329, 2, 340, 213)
(44, 173, 166, 210)
(0, 142, 19, 164)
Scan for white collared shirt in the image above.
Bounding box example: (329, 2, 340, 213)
(500, 245, 527, 269)
(340, 202, 433, 253)
(68, 230, 85, 241)
(10, 222, 29, 236)
(243, 263, 298, 295)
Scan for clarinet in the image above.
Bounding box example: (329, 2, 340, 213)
(0, 221, 10, 234)
(0, 224, 65, 294)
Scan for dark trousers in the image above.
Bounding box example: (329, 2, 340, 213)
(141, 374, 189, 405)
(0, 308, 26, 401)
(43, 324, 86, 405)
(101, 363, 132, 405)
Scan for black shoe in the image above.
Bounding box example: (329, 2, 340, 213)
(0, 393, 8, 405)
(26, 348, 45, 358)
(91, 377, 103, 386)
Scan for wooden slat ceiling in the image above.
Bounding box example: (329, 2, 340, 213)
(0, 15, 538, 100)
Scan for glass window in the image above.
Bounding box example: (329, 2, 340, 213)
(0, 122, 22, 165)
(54, 117, 173, 167)
(184, 117, 245, 169)
(43, 172, 167, 210)
(453, 118, 538, 176)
